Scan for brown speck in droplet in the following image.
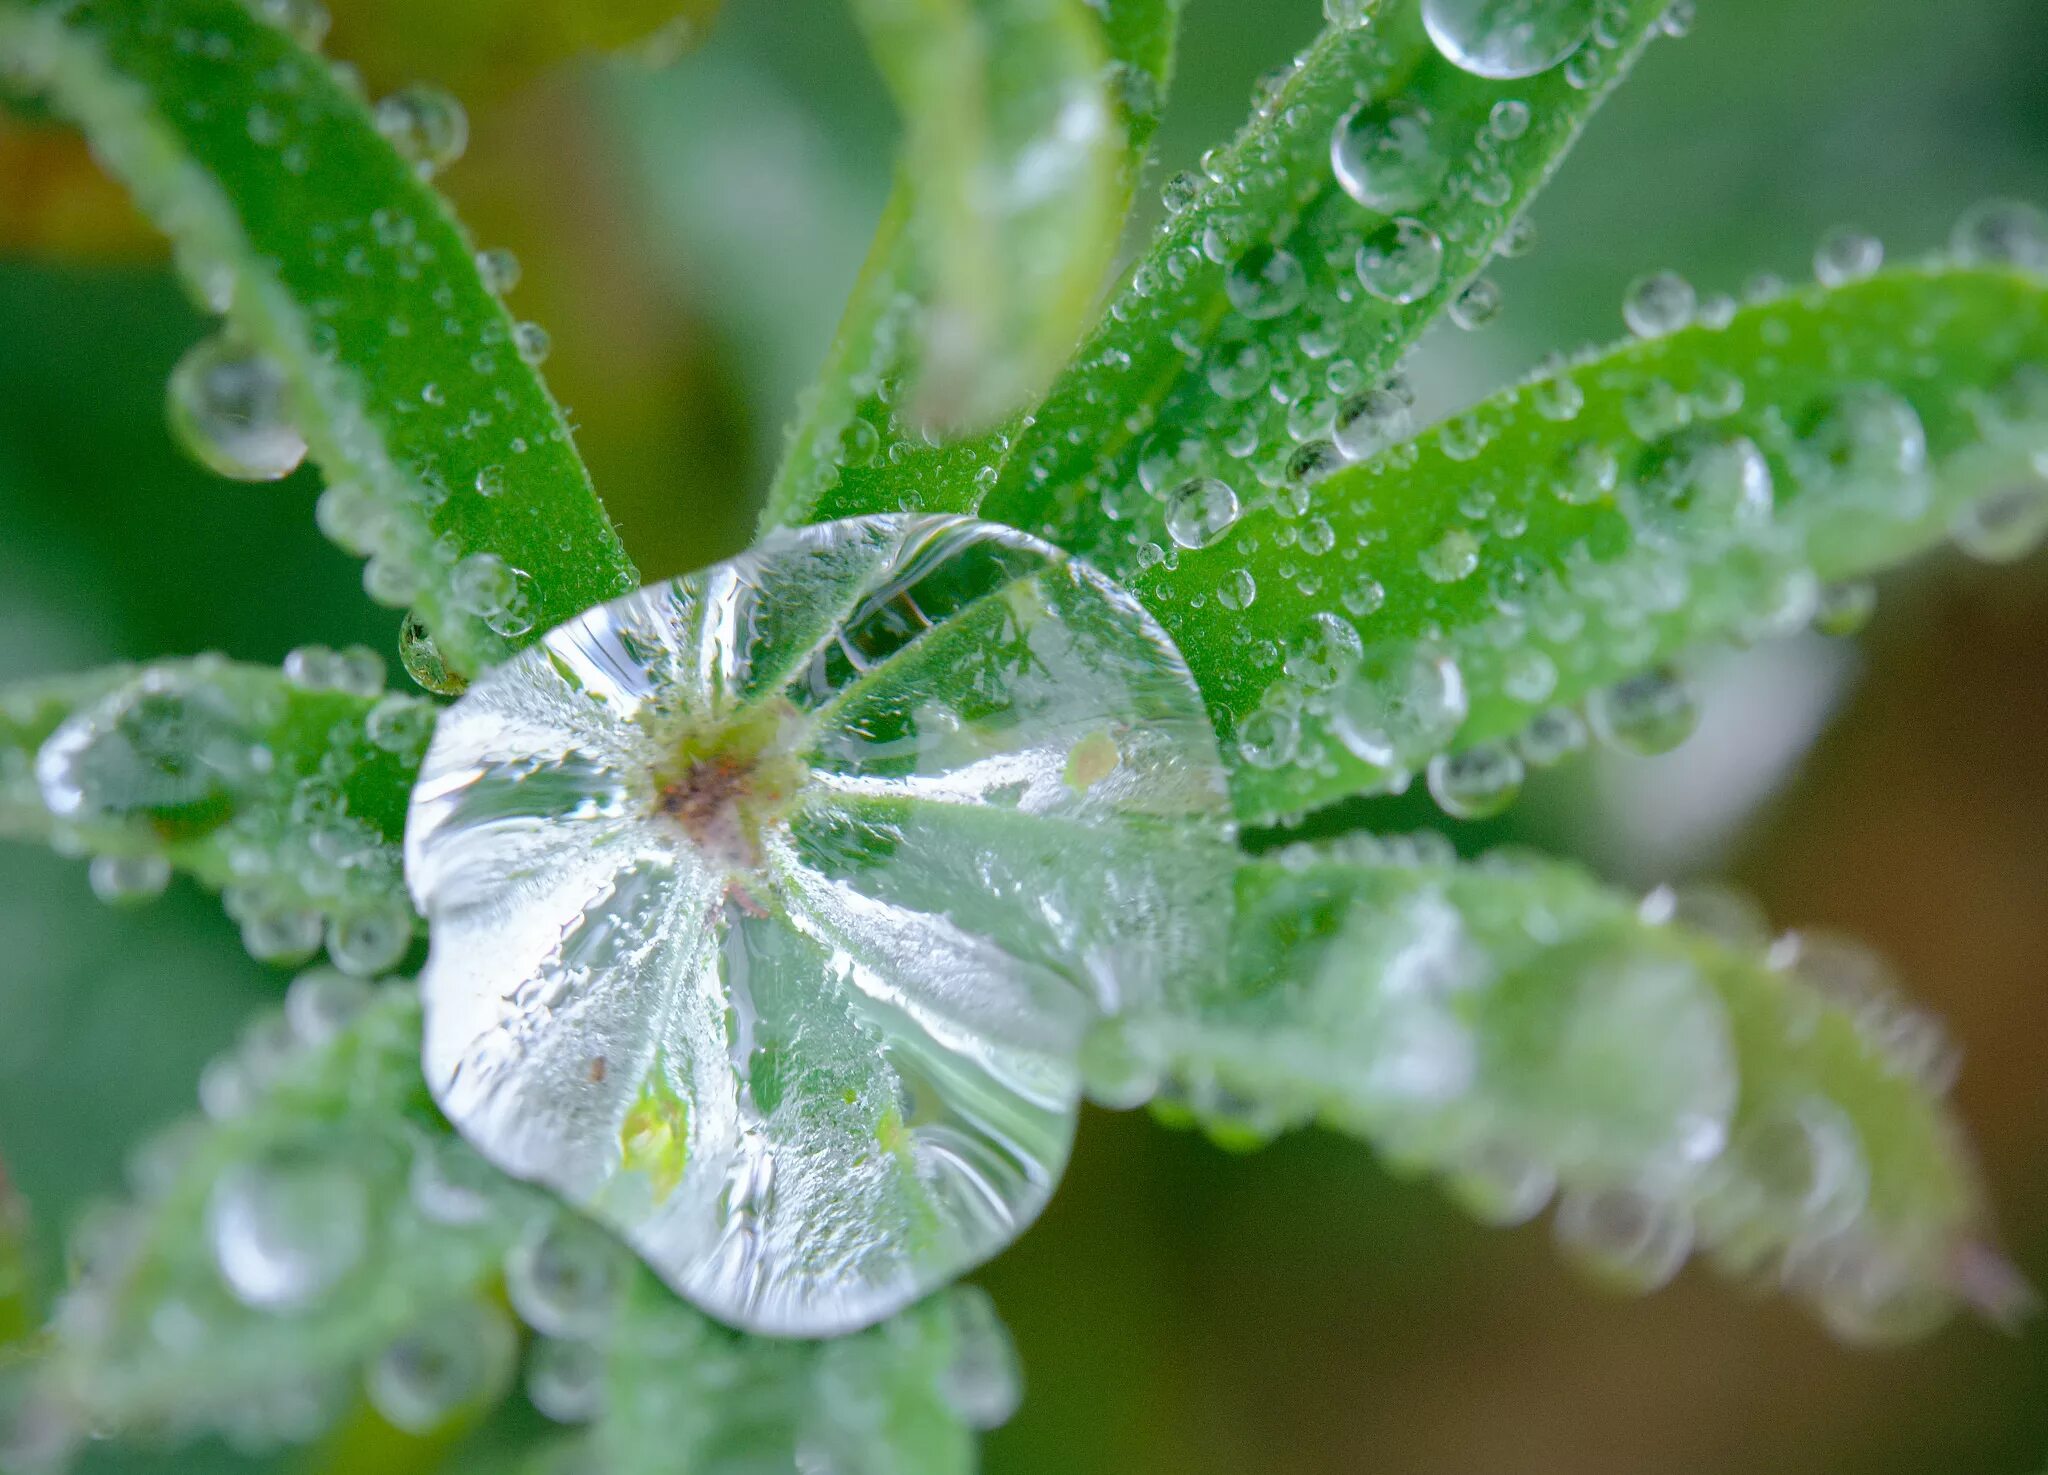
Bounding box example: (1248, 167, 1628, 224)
(587, 1055, 608, 1084)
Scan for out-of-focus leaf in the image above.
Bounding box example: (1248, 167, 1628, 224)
(763, 0, 1183, 529)
(0, 657, 424, 970)
(0, 1156, 30, 1346)
(1124, 264, 2048, 822)
(1144, 835, 2024, 1343)
(0, 0, 638, 681)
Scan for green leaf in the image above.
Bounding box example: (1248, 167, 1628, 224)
(24, 984, 999, 1469)
(1148, 836, 2019, 1343)
(580, 1274, 1001, 1475)
(0, 0, 638, 680)
(1121, 263, 2048, 822)
(0, 1155, 30, 1347)
(762, 0, 1183, 529)
(0, 655, 425, 970)
(29, 985, 526, 1448)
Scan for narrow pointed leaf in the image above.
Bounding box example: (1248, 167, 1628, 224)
(1134, 263, 2048, 821)
(1, 657, 424, 969)
(1149, 837, 2009, 1343)
(0, 0, 638, 680)
(25, 986, 995, 1468)
(972, 0, 1672, 546)
(28, 987, 526, 1445)
(763, 0, 1182, 529)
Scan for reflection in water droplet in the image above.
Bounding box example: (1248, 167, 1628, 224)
(1423, 0, 1597, 80)
(167, 335, 307, 482)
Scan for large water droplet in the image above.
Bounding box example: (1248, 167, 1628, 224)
(167, 335, 307, 482)
(1355, 218, 1445, 305)
(1330, 644, 1469, 771)
(1588, 667, 1698, 757)
(407, 515, 1237, 1335)
(1423, 0, 1598, 80)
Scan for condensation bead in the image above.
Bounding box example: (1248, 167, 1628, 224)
(475, 246, 522, 295)
(284, 967, 373, 1047)
(1333, 387, 1411, 461)
(1445, 1142, 1557, 1227)
(1813, 227, 1883, 287)
(1331, 100, 1440, 213)
(241, 908, 327, 965)
(1949, 476, 2048, 563)
(1234, 707, 1301, 769)
(398, 615, 466, 696)
(1814, 581, 1877, 638)
(1225, 245, 1307, 320)
(365, 693, 439, 755)
(254, 0, 330, 47)
(512, 321, 552, 366)
(1588, 668, 1698, 756)
(1629, 432, 1773, 540)
(326, 907, 414, 976)
(1423, 0, 1597, 79)
(367, 1304, 515, 1435)
(1515, 705, 1587, 767)
(1488, 98, 1532, 140)
(1554, 1186, 1693, 1292)
(1734, 1096, 1869, 1238)
(1216, 568, 1258, 611)
(1355, 218, 1445, 305)
(372, 84, 468, 178)
(1077, 1018, 1164, 1110)
(1282, 613, 1364, 689)
(167, 335, 308, 482)
(448, 553, 537, 638)
(940, 1287, 1024, 1430)
(1426, 743, 1524, 819)
(1950, 198, 2048, 273)
(1340, 573, 1387, 618)
(1622, 270, 1696, 338)
(1330, 644, 1469, 770)
(408, 1136, 501, 1227)
(1448, 277, 1504, 331)
(87, 853, 171, 905)
(1165, 477, 1241, 550)
(209, 1154, 368, 1310)
(526, 1337, 605, 1424)
(506, 1218, 621, 1341)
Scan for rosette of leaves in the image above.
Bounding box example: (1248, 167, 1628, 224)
(0, 0, 2041, 1469)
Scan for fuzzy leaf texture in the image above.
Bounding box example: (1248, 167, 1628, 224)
(0, 655, 425, 972)
(765, 0, 1182, 524)
(6, 987, 998, 1469)
(1137, 836, 2027, 1344)
(0, 0, 638, 681)
(1104, 263, 2048, 823)
(770, 0, 1673, 537)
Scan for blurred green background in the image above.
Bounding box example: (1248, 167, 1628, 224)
(3, 0, 2046, 1470)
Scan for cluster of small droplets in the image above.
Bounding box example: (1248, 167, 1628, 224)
(1206, 197, 2048, 820)
(6, 659, 423, 970)
(1161, 838, 2004, 1341)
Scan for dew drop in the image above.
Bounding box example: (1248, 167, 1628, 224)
(1233, 707, 1301, 769)
(505, 1218, 620, 1341)
(1427, 743, 1524, 819)
(1282, 613, 1364, 689)
(373, 84, 468, 178)
(88, 853, 171, 905)
(1814, 227, 1883, 287)
(1333, 387, 1411, 460)
(1554, 1187, 1693, 1292)
(1419, 527, 1481, 582)
(1225, 245, 1307, 320)
(1449, 277, 1504, 331)
(1555, 440, 1618, 505)
(367, 1305, 514, 1435)
(327, 907, 414, 977)
(1629, 431, 1774, 539)
(398, 614, 467, 696)
(1950, 198, 2048, 273)
(209, 1154, 368, 1310)
(1812, 580, 1877, 638)
(1331, 100, 1440, 213)
(255, 0, 331, 48)
(1588, 667, 1698, 756)
(167, 335, 308, 482)
(1165, 477, 1241, 550)
(512, 321, 553, 366)
(1488, 98, 1532, 140)
(526, 1337, 605, 1424)
(940, 1287, 1024, 1429)
(475, 246, 522, 295)
(449, 553, 537, 638)
(1422, 0, 1598, 79)
(1216, 568, 1257, 611)
(1622, 270, 1696, 338)
(1516, 705, 1587, 767)
(1950, 475, 2048, 564)
(1355, 218, 1445, 304)
(1330, 644, 1469, 769)
(284, 967, 373, 1047)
